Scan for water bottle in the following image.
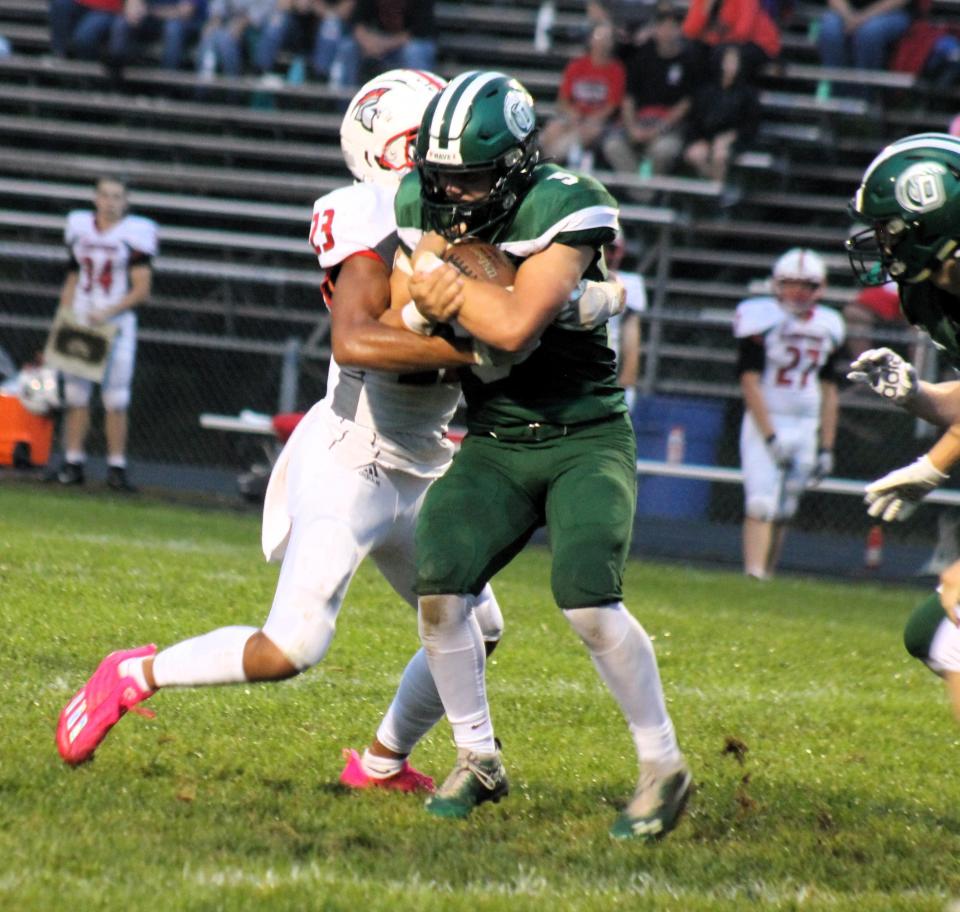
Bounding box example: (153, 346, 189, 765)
(534, 0, 555, 53)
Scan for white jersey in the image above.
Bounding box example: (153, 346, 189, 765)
(65, 211, 158, 326)
(309, 182, 461, 476)
(607, 269, 646, 359)
(734, 296, 845, 419)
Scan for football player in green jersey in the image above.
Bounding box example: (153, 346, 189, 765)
(847, 132, 960, 724)
(395, 70, 691, 838)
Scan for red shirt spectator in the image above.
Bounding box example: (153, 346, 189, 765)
(81, 0, 124, 10)
(559, 55, 627, 117)
(683, 0, 780, 78)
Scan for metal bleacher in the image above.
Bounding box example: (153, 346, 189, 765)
(0, 0, 957, 403)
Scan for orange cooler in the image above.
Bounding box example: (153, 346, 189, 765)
(0, 393, 54, 467)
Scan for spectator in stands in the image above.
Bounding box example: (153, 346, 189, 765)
(194, 0, 275, 79)
(111, 0, 208, 71)
(602, 2, 697, 183)
(734, 248, 844, 580)
(681, 44, 759, 187)
(49, 0, 126, 61)
(681, 0, 781, 80)
(48, 176, 158, 492)
(538, 21, 626, 171)
(604, 231, 646, 413)
(328, 0, 435, 89)
(254, 0, 354, 81)
(817, 0, 913, 96)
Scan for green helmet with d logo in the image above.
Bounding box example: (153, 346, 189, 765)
(414, 71, 539, 241)
(848, 133, 960, 285)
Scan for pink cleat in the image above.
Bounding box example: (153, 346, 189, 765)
(57, 644, 157, 765)
(339, 748, 435, 794)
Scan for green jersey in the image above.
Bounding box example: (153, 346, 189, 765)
(901, 282, 960, 369)
(395, 163, 624, 433)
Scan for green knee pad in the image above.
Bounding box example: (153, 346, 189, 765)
(903, 593, 946, 661)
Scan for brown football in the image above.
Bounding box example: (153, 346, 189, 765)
(442, 241, 517, 286)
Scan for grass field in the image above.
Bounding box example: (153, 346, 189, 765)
(2, 483, 960, 911)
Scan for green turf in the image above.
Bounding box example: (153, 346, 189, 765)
(2, 484, 959, 911)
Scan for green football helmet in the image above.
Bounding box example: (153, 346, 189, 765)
(848, 132, 960, 285)
(414, 70, 539, 241)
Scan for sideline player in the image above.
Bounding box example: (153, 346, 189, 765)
(50, 175, 156, 492)
(396, 70, 690, 839)
(55, 71, 503, 790)
(845, 131, 960, 722)
(734, 249, 844, 580)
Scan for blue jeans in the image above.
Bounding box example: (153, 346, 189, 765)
(331, 35, 436, 88)
(110, 15, 198, 68)
(49, 0, 124, 59)
(195, 25, 245, 76)
(818, 10, 912, 70)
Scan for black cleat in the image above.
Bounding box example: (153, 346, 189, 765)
(55, 462, 85, 486)
(106, 466, 137, 493)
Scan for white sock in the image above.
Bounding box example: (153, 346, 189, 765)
(418, 595, 495, 754)
(107, 456, 127, 469)
(564, 603, 680, 766)
(361, 749, 404, 779)
(375, 647, 444, 756)
(65, 450, 85, 464)
(118, 656, 150, 692)
(151, 625, 257, 687)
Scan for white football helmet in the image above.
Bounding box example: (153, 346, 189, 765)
(772, 247, 826, 316)
(17, 365, 61, 416)
(340, 69, 447, 188)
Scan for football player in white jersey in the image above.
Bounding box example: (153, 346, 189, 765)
(52, 176, 157, 492)
(734, 248, 845, 580)
(55, 70, 505, 792)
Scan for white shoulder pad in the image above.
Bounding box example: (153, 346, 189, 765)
(65, 210, 94, 246)
(812, 304, 846, 348)
(121, 215, 159, 257)
(618, 270, 646, 313)
(734, 296, 782, 338)
(310, 182, 396, 270)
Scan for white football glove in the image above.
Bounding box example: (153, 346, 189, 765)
(864, 454, 948, 522)
(471, 339, 538, 383)
(555, 279, 626, 330)
(847, 347, 917, 405)
(811, 448, 834, 484)
(766, 434, 793, 468)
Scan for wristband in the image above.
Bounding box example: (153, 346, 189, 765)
(412, 251, 446, 274)
(401, 302, 435, 336)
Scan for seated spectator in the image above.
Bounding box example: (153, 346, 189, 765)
(682, 0, 781, 80)
(254, 0, 354, 81)
(329, 0, 435, 90)
(682, 44, 759, 185)
(113, 0, 208, 70)
(538, 21, 626, 171)
(817, 0, 913, 96)
(602, 2, 697, 182)
(49, 0, 126, 61)
(890, 9, 960, 91)
(194, 0, 275, 79)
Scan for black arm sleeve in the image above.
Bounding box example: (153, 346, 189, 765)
(735, 336, 765, 377)
(818, 349, 840, 382)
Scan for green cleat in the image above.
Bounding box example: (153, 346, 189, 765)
(425, 747, 509, 819)
(610, 756, 692, 840)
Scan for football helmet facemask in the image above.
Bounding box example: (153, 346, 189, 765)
(415, 70, 540, 241)
(340, 69, 447, 188)
(848, 132, 960, 286)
